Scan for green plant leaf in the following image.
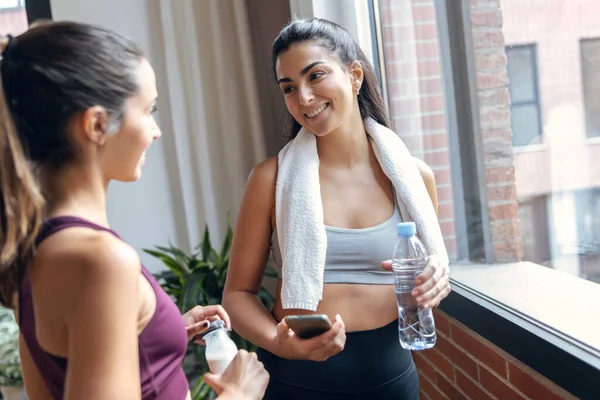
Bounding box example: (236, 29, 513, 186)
(201, 225, 211, 262)
(155, 245, 192, 264)
(220, 225, 233, 263)
(142, 249, 189, 279)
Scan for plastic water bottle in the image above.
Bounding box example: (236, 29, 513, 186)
(392, 222, 436, 350)
(201, 320, 238, 374)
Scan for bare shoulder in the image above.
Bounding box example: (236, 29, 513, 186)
(413, 157, 435, 186)
(248, 155, 278, 188)
(413, 157, 438, 213)
(32, 228, 141, 308)
(242, 156, 278, 213)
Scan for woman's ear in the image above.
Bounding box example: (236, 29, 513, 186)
(350, 60, 364, 94)
(79, 106, 110, 146)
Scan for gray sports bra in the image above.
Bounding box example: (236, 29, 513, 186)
(270, 198, 402, 284)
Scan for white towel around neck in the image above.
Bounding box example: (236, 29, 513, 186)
(275, 117, 449, 311)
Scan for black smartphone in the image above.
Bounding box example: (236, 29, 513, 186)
(284, 314, 333, 339)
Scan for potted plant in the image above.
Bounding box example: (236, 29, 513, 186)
(144, 223, 276, 400)
(0, 307, 27, 400)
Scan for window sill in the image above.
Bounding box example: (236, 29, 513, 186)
(441, 261, 600, 399)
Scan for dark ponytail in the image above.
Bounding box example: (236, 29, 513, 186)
(272, 18, 391, 139)
(0, 37, 44, 308)
(0, 22, 143, 308)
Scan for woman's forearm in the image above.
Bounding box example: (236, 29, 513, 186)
(223, 291, 279, 355)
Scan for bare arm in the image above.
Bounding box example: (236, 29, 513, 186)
(414, 157, 439, 215)
(61, 236, 142, 400)
(222, 157, 279, 353)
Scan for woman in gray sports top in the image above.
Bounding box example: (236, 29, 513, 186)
(223, 17, 451, 399)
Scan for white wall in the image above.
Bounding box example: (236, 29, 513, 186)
(50, 0, 183, 272)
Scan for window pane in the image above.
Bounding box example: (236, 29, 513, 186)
(511, 104, 541, 146)
(503, 0, 600, 283)
(581, 39, 600, 138)
(377, 0, 458, 261)
(0, 0, 27, 36)
(506, 46, 537, 103)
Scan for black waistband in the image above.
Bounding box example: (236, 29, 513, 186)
(257, 319, 414, 393)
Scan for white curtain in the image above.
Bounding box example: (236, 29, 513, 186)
(154, 0, 267, 250)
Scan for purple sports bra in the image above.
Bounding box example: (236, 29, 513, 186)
(18, 216, 189, 399)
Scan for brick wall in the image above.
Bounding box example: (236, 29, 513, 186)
(469, 0, 523, 263)
(0, 8, 28, 36)
(414, 310, 577, 400)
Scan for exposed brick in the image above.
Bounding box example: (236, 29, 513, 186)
(451, 323, 507, 377)
(493, 241, 523, 262)
(419, 373, 449, 400)
(414, 23, 438, 40)
(412, 4, 437, 22)
(478, 88, 511, 109)
(420, 78, 444, 94)
(433, 309, 452, 337)
(490, 219, 521, 243)
(471, 9, 504, 27)
(485, 166, 516, 185)
(476, 68, 509, 90)
(456, 368, 495, 400)
(436, 372, 468, 400)
(480, 367, 526, 400)
(472, 30, 506, 50)
(436, 334, 479, 379)
(436, 186, 454, 202)
(386, 63, 417, 81)
(414, 351, 437, 382)
(418, 59, 442, 76)
(486, 183, 518, 202)
(439, 219, 456, 236)
(434, 167, 452, 186)
(476, 51, 508, 70)
(483, 137, 514, 165)
(391, 97, 420, 116)
(437, 202, 455, 221)
(479, 106, 512, 130)
(424, 150, 450, 168)
(421, 348, 454, 380)
(416, 41, 441, 59)
(482, 128, 512, 141)
(488, 202, 519, 220)
(421, 94, 446, 113)
(387, 81, 411, 99)
(508, 362, 568, 400)
(421, 114, 446, 130)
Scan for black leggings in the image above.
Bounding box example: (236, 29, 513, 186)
(257, 320, 419, 399)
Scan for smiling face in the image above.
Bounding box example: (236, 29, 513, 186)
(275, 41, 363, 137)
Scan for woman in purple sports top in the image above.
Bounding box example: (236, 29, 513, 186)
(0, 21, 268, 400)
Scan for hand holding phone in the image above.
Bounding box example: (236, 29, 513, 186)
(274, 314, 346, 361)
(284, 314, 332, 339)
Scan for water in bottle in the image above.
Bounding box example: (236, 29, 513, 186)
(392, 221, 436, 350)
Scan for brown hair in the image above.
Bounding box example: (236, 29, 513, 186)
(272, 17, 391, 139)
(0, 22, 143, 308)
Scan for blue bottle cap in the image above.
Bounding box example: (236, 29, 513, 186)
(397, 222, 417, 236)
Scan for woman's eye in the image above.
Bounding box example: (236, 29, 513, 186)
(310, 72, 324, 80)
(283, 86, 295, 94)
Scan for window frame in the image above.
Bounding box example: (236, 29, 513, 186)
(0, 0, 24, 11)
